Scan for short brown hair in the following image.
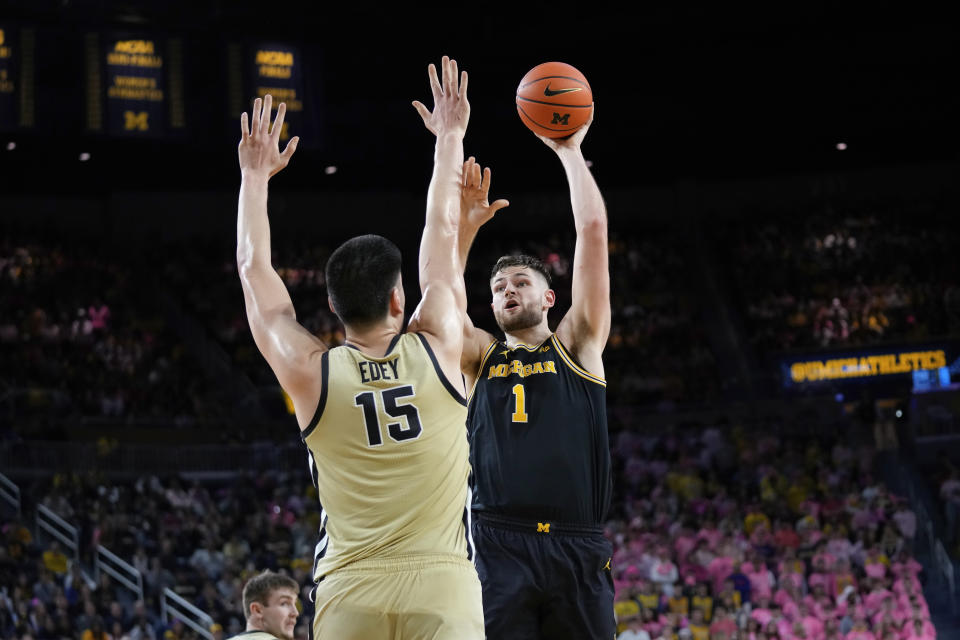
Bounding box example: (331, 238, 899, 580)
(490, 254, 552, 286)
(242, 571, 299, 619)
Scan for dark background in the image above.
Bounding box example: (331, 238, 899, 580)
(1, 2, 957, 199)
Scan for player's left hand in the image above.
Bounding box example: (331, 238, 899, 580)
(412, 55, 470, 139)
(535, 103, 594, 153)
(239, 94, 299, 180)
(460, 156, 509, 230)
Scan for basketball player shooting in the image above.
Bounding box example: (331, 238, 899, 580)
(236, 56, 483, 639)
(458, 106, 616, 639)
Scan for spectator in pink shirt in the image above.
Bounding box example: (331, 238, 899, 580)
(674, 525, 698, 563)
(864, 580, 895, 617)
(751, 596, 774, 627)
(811, 543, 837, 576)
(902, 618, 935, 640)
(746, 559, 775, 601)
(803, 583, 832, 618)
(773, 580, 800, 609)
(826, 531, 854, 565)
(832, 558, 857, 599)
(872, 612, 902, 640)
(696, 519, 722, 550)
(870, 596, 898, 629)
(846, 616, 876, 640)
(905, 599, 930, 622)
(771, 608, 793, 639)
(824, 618, 843, 640)
(891, 550, 922, 581)
(864, 546, 889, 579)
(88, 299, 111, 332)
(708, 555, 735, 593)
(796, 601, 824, 639)
(689, 539, 715, 578)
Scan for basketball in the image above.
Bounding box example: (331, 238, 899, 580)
(516, 62, 593, 138)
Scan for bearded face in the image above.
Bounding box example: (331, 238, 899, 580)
(490, 267, 553, 334)
(494, 297, 543, 332)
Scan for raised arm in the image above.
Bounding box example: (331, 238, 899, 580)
(236, 95, 326, 429)
(541, 107, 610, 377)
(406, 56, 470, 384)
(457, 157, 509, 380)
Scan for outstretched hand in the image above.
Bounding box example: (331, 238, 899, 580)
(238, 94, 299, 179)
(412, 55, 470, 138)
(461, 156, 509, 229)
(535, 103, 594, 153)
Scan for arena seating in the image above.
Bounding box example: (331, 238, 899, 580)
(0, 425, 937, 639)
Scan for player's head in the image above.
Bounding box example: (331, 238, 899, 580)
(241, 571, 299, 640)
(489, 254, 554, 333)
(326, 235, 404, 330)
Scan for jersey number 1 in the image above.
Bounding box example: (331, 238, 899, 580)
(511, 383, 528, 423)
(354, 385, 423, 447)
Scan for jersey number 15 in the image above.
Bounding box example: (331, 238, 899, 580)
(354, 385, 423, 447)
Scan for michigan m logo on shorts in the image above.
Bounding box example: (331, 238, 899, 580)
(537, 522, 551, 533)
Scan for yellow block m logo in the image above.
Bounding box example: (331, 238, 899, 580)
(124, 111, 149, 131)
(536, 522, 550, 533)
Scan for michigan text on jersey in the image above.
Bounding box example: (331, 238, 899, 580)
(488, 359, 558, 379)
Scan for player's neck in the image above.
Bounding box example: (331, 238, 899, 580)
(503, 324, 551, 349)
(343, 323, 401, 357)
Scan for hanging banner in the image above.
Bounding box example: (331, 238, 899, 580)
(0, 26, 16, 129)
(249, 42, 303, 143)
(103, 34, 166, 136)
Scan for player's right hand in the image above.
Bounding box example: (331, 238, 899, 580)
(460, 156, 509, 229)
(535, 103, 595, 154)
(412, 55, 470, 139)
(239, 94, 299, 179)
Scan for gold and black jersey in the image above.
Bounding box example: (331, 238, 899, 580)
(301, 332, 472, 583)
(466, 334, 612, 525)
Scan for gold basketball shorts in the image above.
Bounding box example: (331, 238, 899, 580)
(312, 554, 484, 640)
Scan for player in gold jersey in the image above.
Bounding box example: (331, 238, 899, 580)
(236, 56, 483, 639)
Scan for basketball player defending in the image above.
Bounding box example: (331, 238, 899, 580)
(458, 108, 615, 639)
(236, 56, 483, 639)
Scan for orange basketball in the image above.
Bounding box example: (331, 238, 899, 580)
(516, 62, 593, 138)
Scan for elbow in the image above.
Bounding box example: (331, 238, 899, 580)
(576, 215, 607, 237)
(236, 259, 256, 280)
(236, 244, 257, 273)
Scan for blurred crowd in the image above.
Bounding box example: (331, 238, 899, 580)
(0, 239, 217, 435)
(606, 428, 931, 640)
(2, 472, 316, 640)
(716, 196, 960, 355)
(0, 426, 939, 640)
(1, 224, 723, 436)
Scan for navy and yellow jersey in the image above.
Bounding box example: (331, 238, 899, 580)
(466, 333, 612, 525)
(301, 332, 473, 583)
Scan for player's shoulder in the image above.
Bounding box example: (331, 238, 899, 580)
(406, 330, 468, 406)
(549, 333, 606, 387)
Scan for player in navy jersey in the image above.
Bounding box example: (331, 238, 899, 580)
(457, 107, 615, 639)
